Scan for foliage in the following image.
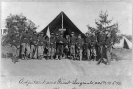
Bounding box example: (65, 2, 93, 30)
(2, 13, 38, 45)
(87, 11, 120, 44)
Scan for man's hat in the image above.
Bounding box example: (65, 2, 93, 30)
(60, 33, 63, 35)
(78, 34, 81, 36)
(51, 33, 54, 35)
(40, 32, 43, 34)
(71, 32, 74, 34)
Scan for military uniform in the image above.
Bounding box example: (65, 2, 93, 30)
(45, 36, 50, 59)
(85, 33, 91, 60)
(56, 34, 66, 59)
(105, 33, 113, 65)
(90, 34, 97, 60)
(49, 33, 56, 59)
(76, 34, 84, 61)
(70, 32, 77, 59)
(97, 32, 106, 65)
(21, 31, 30, 59)
(38, 32, 45, 59)
(64, 35, 70, 58)
(55, 34, 60, 59)
(31, 32, 38, 59)
(10, 33, 21, 57)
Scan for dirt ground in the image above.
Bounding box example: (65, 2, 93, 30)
(1, 48, 132, 89)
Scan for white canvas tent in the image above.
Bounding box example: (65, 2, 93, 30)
(113, 36, 132, 49)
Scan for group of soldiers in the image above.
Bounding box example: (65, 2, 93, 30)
(10, 29, 113, 65)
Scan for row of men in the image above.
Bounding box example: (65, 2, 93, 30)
(10, 30, 113, 65)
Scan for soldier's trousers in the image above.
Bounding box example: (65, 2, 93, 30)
(12, 45, 20, 57)
(38, 46, 44, 56)
(91, 47, 96, 57)
(33, 46, 37, 59)
(70, 45, 75, 58)
(79, 49, 83, 61)
(21, 43, 30, 56)
(30, 45, 35, 58)
(106, 47, 112, 64)
(87, 48, 90, 60)
(49, 47, 55, 57)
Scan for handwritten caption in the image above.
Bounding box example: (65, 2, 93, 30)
(19, 78, 121, 86)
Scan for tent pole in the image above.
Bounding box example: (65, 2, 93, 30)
(62, 13, 63, 29)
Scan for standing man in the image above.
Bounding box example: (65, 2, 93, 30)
(31, 31, 38, 59)
(85, 33, 91, 61)
(76, 34, 84, 61)
(64, 35, 70, 58)
(56, 33, 66, 59)
(105, 32, 113, 65)
(45, 35, 50, 59)
(10, 32, 21, 63)
(90, 32, 97, 61)
(38, 32, 45, 60)
(49, 33, 56, 60)
(97, 31, 106, 65)
(70, 32, 77, 59)
(21, 30, 30, 60)
(55, 34, 60, 60)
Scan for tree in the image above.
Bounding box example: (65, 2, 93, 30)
(2, 13, 38, 46)
(87, 11, 120, 44)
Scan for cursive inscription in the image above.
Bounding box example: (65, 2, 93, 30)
(19, 78, 121, 86)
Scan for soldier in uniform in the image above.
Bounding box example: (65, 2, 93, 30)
(38, 32, 45, 60)
(85, 33, 91, 61)
(10, 32, 21, 63)
(105, 32, 113, 65)
(21, 30, 30, 60)
(76, 34, 84, 61)
(29, 31, 36, 59)
(97, 31, 106, 65)
(45, 35, 50, 59)
(55, 34, 60, 60)
(49, 33, 56, 59)
(11, 32, 20, 57)
(70, 32, 77, 59)
(64, 35, 70, 58)
(57, 33, 66, 59)
(32, 31, 38, 59)
(90, 32, 97, 61)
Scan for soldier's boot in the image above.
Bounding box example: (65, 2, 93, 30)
(51, 56, 53, 60)
(55, 55, 58, 60)
(79, 56, 82, 61)
(46, 55, 48, 60)
(97, 58, 102, 65)
(22, 54, 25, 60)
(38, 55, 40, 60)
(60, 55, 62, 60)
(40, 55, 43, 60)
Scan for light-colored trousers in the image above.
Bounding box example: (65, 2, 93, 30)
(91, 47, 96, 56)
(12, 45, 20, 57)
(79, 49, 83, 61)
(70, 45, 75, 57)
(106, 46, 112, 64)
(49, 47, 55, 57)
(87, 48, 90, 60)
(38, 46, 44, 56)
(21, 43, 30, 56)
(30, 45, 35, 58)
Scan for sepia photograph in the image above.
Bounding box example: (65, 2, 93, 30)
(1, 1, 132, 89)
